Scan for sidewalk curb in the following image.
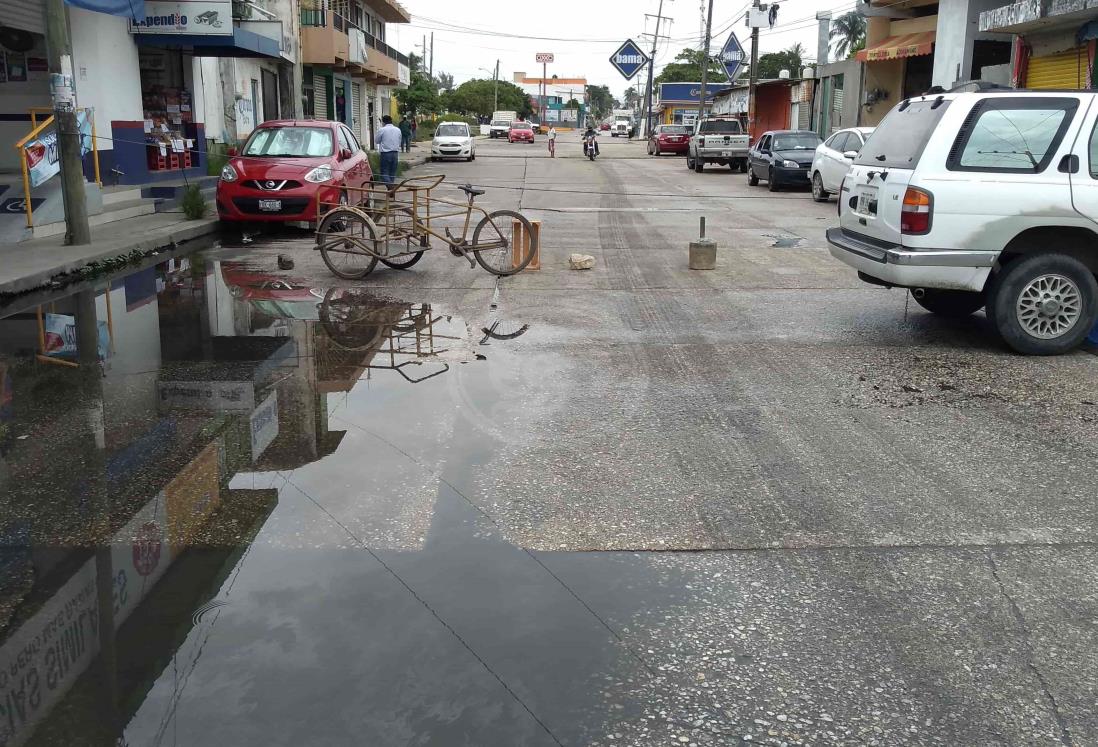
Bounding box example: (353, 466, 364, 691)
(0, 215, 220, 298)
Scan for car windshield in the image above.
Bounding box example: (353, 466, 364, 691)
(437, 124, 469, 137)
(856, 98, 951, 168)
(699, 120, 743, 134)
(773, 133, 822, 150)
(512, 124, 532, 130)
(661, 126, 690, 134)
(491, 121, 507, 126)
(242, 127, 333, 157)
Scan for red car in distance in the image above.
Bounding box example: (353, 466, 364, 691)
(216, 120, 373, 224)
(648, 124, 691, 156)
(508, 121, 535, 143)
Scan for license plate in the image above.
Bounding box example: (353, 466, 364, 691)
(721, 150, 731, 157)
(856, 187, 877, 215)
(258, 199, 281, 212)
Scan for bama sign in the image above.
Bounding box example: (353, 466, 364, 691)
(609, 39, 649, 80)
(720, 31, 745, 81)
(129, 0, 233, 36)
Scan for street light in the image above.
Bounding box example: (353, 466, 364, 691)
(476, 62, 500, 113)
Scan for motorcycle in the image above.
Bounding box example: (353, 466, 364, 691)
(583, 132, 599, 161)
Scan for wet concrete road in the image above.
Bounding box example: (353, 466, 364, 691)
(1, 131, 1097, 746)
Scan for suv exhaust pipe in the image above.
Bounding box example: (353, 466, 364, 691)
(912, 288, 927, 299)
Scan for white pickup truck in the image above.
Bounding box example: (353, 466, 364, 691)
(687, 117, 750, 172)
(611, 118, 633, 138)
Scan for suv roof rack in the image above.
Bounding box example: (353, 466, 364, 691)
(948, 80, 1013, 93)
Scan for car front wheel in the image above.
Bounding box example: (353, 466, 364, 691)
(987, 252, 1098, 355)
(811, 172, 830, 202)
(767, 168, 779, 191)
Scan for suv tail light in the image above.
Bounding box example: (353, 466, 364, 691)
(901, 187, 932, 235)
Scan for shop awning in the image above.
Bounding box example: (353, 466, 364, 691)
(856, 31, 935, 62)
(133, 27, 280, 58)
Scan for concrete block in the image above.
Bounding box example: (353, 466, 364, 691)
(689, 239, 717, 270)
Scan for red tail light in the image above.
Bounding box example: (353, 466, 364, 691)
(900, 187, 932, 235)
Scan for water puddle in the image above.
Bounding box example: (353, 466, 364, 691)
(0, 247, 658, 746)
(762, 233, 804, 249)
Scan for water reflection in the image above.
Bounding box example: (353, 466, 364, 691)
(0, 254, 474, 746)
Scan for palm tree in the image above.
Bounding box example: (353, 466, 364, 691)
(830, 11, 866, 59)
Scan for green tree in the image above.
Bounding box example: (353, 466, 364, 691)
(447, 79, 532, 118)
(654, 48, 728, 86)
(623, 85, 641, 109)
(395, 52, 440, 117)
(435, 71, 455, 92)
(756, 43, 805, 80)
(830, 12, 866, 59)
(586, 84, 616, 120)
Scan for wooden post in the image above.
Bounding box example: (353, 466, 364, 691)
(512, 218, 541, 271)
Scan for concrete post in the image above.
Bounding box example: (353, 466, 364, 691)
(689, 217, 716, 269)
(816, 11, 832, 67)
(45, 0, 90, 245)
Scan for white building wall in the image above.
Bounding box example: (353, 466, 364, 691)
(70, 8, 144, 145)
(933, 0, 1014, 88)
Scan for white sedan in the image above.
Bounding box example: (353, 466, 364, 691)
(810, 127, 874, 202)
(431, 122, 476, 162)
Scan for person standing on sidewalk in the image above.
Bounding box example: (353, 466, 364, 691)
(377, 115, 402, 186)
(547, 126, 557, 158)
(398, 116, 412, 153)
(410, 118, 418, 146)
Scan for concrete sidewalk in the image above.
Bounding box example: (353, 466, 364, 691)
(0, 210, 220, 297)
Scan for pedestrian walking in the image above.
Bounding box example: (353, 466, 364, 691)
(548, 126, 557, 158)
(376, 115, 402, 186)
(398, 115, 412, 153)
(410, 119, 418, 146)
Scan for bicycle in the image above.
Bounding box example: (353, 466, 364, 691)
(315, 175, 538, 279)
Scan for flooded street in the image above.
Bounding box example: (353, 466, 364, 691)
(2, 139, 1098, 746)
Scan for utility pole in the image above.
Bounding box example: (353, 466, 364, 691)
(493, 59, 499, 112)
(642, 1, 673, 139)
(748, 0, 761, 141)
(697, 0, 715, 123)
(422, 35, 427, 72)
(45, 0, 90, 245)
(429, 32, 434, 80)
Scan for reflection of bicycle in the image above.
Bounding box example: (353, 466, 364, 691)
(194, 10, 223, 27)
(315, 175, 538, 279)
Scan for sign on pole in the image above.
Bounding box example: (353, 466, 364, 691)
(536, 52, 554, 63)
(719, 31, 745, 81)
(609, 39, 649, 80)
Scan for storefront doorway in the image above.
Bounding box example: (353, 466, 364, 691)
(262, 69, 279, 123)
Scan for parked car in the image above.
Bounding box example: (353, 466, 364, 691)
(431, 122, 476, 162)
(600, 123, 611, 131)
(216, 120, 372, 224)
(508, 121, 535, 143)
(810, 126, 875, 202)
(687, 117, 750, 172)
(828, 89, 1098, 354)
(648, 124, 691, 156)
(489, 119, 511, 138)
(746, 130, 823, 191)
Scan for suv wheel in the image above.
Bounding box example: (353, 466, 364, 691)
(912, 289, 985, 317)
(686, 154, 695, 170)
(811, 173, 829, 202)
(987, 253, 1098, 355)
(694, 158, 704, 173)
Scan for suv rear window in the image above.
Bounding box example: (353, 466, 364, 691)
(947, 97, 1079, 173)
(856, 98, 950, 169)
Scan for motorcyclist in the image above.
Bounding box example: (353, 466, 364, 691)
(583, 125, 600, 157)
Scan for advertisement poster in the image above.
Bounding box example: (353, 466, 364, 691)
(23, 111, 93, 188)
(7, 52, 26, 82)
(42, 312, 110, 361)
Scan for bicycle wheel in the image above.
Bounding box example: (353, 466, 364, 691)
(381, 251, 425, 270)
(472, 210, 536, 276)
(317, 208, 379, 279)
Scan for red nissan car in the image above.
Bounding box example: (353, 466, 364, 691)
(216, 120, 373, 224)
(647, 124, 691, 156)
(508, 121, 535, 143)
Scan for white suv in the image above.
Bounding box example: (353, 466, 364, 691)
(828, 90, 1098, 355)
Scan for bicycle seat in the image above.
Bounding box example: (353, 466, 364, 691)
(460, 184, 485, 197)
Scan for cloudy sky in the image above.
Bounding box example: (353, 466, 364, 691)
(386, 0, 862, 98)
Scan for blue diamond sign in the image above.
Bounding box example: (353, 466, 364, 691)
(719, 31, 746, 82)
(610, 39, 649, 80)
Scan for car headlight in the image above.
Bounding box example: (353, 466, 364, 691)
(220, 163, 238, 182)
(304, 164, 333, 183)
(782, 160, 799, 168)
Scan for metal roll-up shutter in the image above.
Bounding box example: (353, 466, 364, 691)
(315, 76, 330, 120)
(0, 0, 45, 36)
(1027, 49, 1087, 90)
(350, 81, 361, 137)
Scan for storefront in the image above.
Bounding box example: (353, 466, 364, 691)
(135, 47, 200, 172)
(656, 83, 714, 127)
(979, 1, 1098, 90)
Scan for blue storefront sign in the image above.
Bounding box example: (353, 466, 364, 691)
(658, 82, 718, 103)
(609, 39, 649, 80)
